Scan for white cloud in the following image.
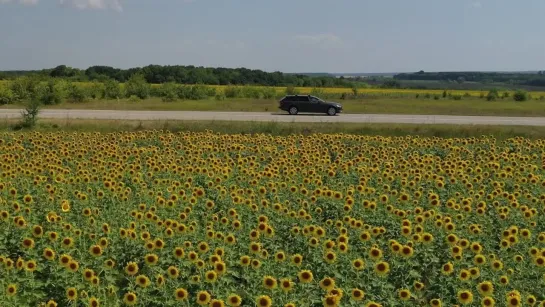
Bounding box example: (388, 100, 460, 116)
(471, 1, 482, 8)
(1, 0, 123, 10)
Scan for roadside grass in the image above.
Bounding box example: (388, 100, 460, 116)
(2, 118, 545, 140)
(3, 97, 545, 116)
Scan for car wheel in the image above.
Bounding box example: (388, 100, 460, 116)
(327, 107, 337, 116)
(289, 106, 298, 115)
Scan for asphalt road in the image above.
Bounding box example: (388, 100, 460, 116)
(2, 109, 545, 126)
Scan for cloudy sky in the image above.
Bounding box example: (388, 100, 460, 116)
(0, 0, 544, 73)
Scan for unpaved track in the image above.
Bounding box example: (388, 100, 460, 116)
(2, 109, 545, 126)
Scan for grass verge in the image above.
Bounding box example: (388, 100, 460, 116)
(3, 96, 545, 116)
(2, 118, 545, 140)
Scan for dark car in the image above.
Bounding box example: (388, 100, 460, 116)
(279, 95, 343, 116)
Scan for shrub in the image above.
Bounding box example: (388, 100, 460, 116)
(10, 76, 39, 101)
(177, 85, 192, 99)
(513, 90, 528, 102)
(189, 84, 209, 100)
(160, 82, 178, 102)
(104, 79, 123, 99)
(125, 74, 150, 99)
(262, 87, 276, 99)
(215, 93, 226, 101)
(128, 95, 140, 102)
(310, 88, 325, 97)
(285, 86, 299, 95)
(486, 89, 499, 101)
(241, 86, 262, 99)
(36, 81, 63, 105)
(433, 95, 440, 100)
(0, 87, 15, 105)
(224, 86, 242, 98)
(66, 83, 88, 103)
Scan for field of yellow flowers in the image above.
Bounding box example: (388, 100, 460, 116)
(1, 131, 545, 307)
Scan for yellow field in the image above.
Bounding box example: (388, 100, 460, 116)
(1, 131, 544, 306)
(2, 80, 545, 98)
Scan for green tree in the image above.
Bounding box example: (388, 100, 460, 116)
(160, 82, 178, 102)
(0, 87, 15, 105)
(104, 79, 123, 99)
(66, 83, 88, 103)
(125, 74, 150, 99)
(513, 90, 528, 102)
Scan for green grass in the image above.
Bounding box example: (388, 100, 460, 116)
(4, 96, 545, 116)
(3, 118, 545, 140)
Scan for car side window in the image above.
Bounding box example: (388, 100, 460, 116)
(298, 96, 309, 102)
(310, 96, 320, 103)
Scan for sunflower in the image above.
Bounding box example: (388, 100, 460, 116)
(458, 290, 474, 305)
(374, 261, 390, 276)
(144, 253, 159, 265)
(319, 277, 335, 291)
(167, 266, 180, 279)
(323, 251, 337, 264)
(398, 289, 411, 301)
(227, 294, 242, 307)
(89, 245, 103, 257)
(209, 299, 225, 307)
(66, 287, 78, 301)
(205, 270, 218, 283)
(89, 297, 100, 307)
(263, 275, 278, 289)
(291, 254, 303, 266)
(430, 298, 442, 307)
(351, 288, 365, 301)
(297, 270, 313, 283)
(481, 296, 496, 306)
(352, 258, 365, 271)
(280, 278, 294, 292)
(256, 295, 273, 307)
(322, 294, 339, 307)
(123, 292, 137, 306)
(46, 300, 58, 307)
(442, 262, 454, 275)
(136, 275, 150, 288)
(125, 262, 139, 276)
(196, 291, 211, 305)
(6, 284, 17, 296)
(174, 288, 188, 301)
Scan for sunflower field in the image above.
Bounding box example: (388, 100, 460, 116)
(1, 131, 545, 307)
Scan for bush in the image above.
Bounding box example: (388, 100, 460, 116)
(128, 95, 140, 102)
(189, 84, 209, 100)
(433, 95, 440, 100)
(262, 87, 276, 99)
(10, 76, 39, 101)
(285, 86, 299, 95)
(0, 87, 15, 105)
(424, 93, 431, 99)
(513, 90, 528, 102)
(486, 89, 499, 101)
(452, 95, 462, 101)
(241, 86, 262, 99)
(66, 83, 88, 103)
(310, 88, 325, 97)
(104, 79, 123, 99)
(125, 74, 150, 99)
(160, 82, 178, 102)
(177, 85, 192, 100)
(215, 93, 226, 101)
(36, 81, 63, 105)
(224, 86, 242, 98)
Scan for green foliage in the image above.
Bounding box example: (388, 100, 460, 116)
(285, 86, 299, 95)
(17, 98, 41, 129)
(310, 88, 325, 97)
(189, 84, 209, 100)
(486, 89, 499, 101)
(125, 74, 150, 99)
(241, 86, 262, 99)
(104, 79, 123, 99)
(160, 82, 178, 102)
(36, 81, 63, 105)
(128, 95, 141, 102)
(9, 76, 39, 101)
(224, 86, 242, 98)
(442, 90, 447, 98)
(452, 94, 463, 101)
(89, 81, 106, 99)
(513, 90, 528, 102)
(66, 83, 89, 103)
(262, 87, 277, 99)
(0, 87, 15, 105)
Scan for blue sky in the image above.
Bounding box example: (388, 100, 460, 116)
(0, 0, 544, 73)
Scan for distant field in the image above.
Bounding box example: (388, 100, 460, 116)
(2, 80, 545, 98)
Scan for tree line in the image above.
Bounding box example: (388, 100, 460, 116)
(0, 65, 366, 88)
(394, 71, 545, 87)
